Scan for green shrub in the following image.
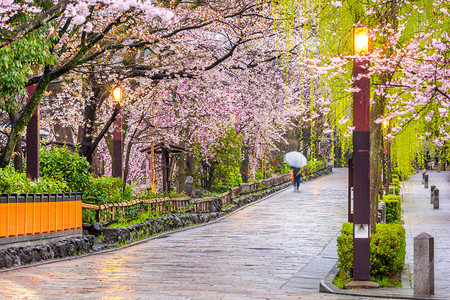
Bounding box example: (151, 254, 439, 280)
(370, 224, 406, 277)
(389, 184, 400, 195)
(40, 147, 91, 192)
(337, 223, 406, 279)
(0, 166, 69, 194)
(383, 195, 402, 223)
(83, 176, 133, 205)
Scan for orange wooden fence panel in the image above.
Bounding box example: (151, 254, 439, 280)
(0, 193, 82, 239)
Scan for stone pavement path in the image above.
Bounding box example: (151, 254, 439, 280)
(0, 169, 355, 299)
(402, 170, 450, 298)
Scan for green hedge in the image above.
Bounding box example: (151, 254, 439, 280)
(0, 166, 69, 194)
(382, 195, 402, 223)
(83, 176, 133, 205)
(40, 147, 91, 192)
(337, 222, 406, 278)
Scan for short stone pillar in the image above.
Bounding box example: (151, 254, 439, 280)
(378, 201, 386, 224)
(414, 232, 434, 296)
(184, 176, 195, 198)
(424, 173, 429, 188)
(430, 185, 436, 204)
(437, 162, 441, 173)
(433, 188, 439, 209)
(422, 170, 426, 184)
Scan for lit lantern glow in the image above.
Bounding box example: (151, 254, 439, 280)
(353, 26, 369, 55)
(112, 86, 123, 103)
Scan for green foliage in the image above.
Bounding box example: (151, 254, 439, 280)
(195, 126, 243, 189)
(83, 176, 133, 205)
(370, 224, 406, 278)
(0, 29, 56, 110)
(333, 269, 352, 289)
(82, 209, 97, 224)
(109, 212, 151, 228)
(0, 166, 69, 194)
(337, 223, 406, 280)
(382, 195, 402, 223)
(135, 190, 185, 200)
(40, 147, 91, 192)
(389, 184, 400, 195)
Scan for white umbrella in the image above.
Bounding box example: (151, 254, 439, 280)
(284, 151, 307, 168)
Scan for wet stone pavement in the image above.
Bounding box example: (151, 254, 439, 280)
(0, 169, 357, 299)
(402, 170, 450, 298)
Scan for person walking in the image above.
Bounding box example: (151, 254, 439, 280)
(292, 167, 301, 191)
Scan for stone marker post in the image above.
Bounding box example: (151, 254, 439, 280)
(184, 176, 195, 198)
(424, 173, 429, 188)
(430, 185, 436, 204)
(422, 170, 426, 184)
(433, 188, 439, 209)
(414, 232, 434, 296)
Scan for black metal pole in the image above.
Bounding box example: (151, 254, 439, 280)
(112, 107, 122, 179)
(352, 55, 371, 281)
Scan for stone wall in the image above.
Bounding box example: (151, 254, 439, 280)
(0, 235, 94, 269)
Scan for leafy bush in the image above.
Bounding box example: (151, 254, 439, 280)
(389, 184, 400, 195)
(337, 223, 406, 279)
(370, 224, 406, 277)
(40, 147, 91, 192)
(83, 176, 133, 205)
(383, 195, 402, 223)
(0, 166, 69, 194)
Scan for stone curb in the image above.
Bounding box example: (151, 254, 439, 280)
(319, 251, 445, 299)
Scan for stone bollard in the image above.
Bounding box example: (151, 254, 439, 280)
(414, 232, 434, 296)
(378, 201, 386, 224)
(184, 176, 195, 198)
(424, 173, 429, 188)
(433, 188, 439, 209)
(422, 170, 426, 184)
(437, 162, 441, 173)
(430, 185, 436, 204)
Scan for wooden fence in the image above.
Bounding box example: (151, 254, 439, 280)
(0, 193, 82, 238)
(82, 165, 326, 224)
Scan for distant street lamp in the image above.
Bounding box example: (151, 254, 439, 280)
(111, 86, 123, 179)
(352, 25, 371, 282)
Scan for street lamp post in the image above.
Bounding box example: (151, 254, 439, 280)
(352, 25, 371, 282)
(112, 86, 123, 179)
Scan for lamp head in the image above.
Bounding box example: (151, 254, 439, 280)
(112, 86, 123, 103)
(382, 120, 389, 129)
(353, 26, 370, 55)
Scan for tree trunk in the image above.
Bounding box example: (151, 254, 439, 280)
(78, 78, 101, 165)
(240, 144, 249, 183)
(177, 150, 186, 194)
(369, 75, 387, 234)
(8, 112, 23, 172)
(0, 75, 51, 168)
(186, 151, 194, 178)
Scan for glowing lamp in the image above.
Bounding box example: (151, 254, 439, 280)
(382, 120, 389, 129)
(353, 26, 369, 55)
(112, 86, 123, 103)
